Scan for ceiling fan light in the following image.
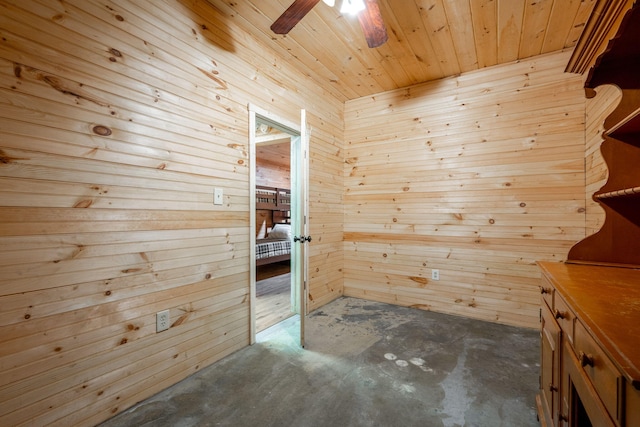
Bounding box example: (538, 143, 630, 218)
(322, 0, 336, 6)
(340, 0, 365, 15)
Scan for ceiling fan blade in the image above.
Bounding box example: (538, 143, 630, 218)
(357, 0, 388, 48)
(271, 0, 322, 34)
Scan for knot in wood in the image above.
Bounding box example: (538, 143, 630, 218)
(92, 125, 112, 136)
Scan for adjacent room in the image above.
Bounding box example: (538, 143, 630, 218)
(254, 123, 294, 332)
(1, 0, 639, 426)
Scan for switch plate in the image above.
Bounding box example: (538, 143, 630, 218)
(431, 269, 440, 281)
(213, 188, 223, 205)
(156, 310, 170, 332)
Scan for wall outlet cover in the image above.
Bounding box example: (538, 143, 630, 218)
(156, 310, 170, 332)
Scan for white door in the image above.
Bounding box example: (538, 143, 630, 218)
(249, 106, 308, 347)
(290, 110, 309, 347)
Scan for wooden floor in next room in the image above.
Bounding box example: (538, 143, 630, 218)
(256, 261, 292, 332)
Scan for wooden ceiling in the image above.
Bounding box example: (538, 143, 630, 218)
(209, 0, 596, 101)
(256, 125, 291, 167)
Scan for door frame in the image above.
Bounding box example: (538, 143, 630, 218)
(248, 104, 309, 346)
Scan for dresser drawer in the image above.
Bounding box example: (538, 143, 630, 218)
(540, 277, 554, 310)
(574, 320, 622, 423)
(564, 340, 616, 427)
(554, 293, 574, 345)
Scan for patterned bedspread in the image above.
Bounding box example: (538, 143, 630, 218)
(256, 239, 291, 260)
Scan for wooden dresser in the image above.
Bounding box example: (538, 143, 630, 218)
(537, 262, 640, 427)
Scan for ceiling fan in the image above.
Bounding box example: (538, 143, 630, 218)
(270, 0, 389, 48)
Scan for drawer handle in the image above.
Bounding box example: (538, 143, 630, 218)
(579, 351, 594, 367)
(549, 384, 558, 392)
(554, 309, 565, 320)
(540, 287, 551, 295)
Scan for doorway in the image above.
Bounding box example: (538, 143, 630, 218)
(249, 106, 308, 347)
(254, 125, 292, 333)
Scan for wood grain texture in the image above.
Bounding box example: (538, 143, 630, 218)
(584, 84, 621, 235)
(216, 0, 597, 101)
(0, 0, 344, 425)
(255, 270, 293, 332)
(566, 0, 634, 74)
(0, 0, 618, 424)
(343, 51, 586, 329)
(539, 261, 640, 387)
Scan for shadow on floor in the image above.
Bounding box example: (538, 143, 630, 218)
(100, 297, 540, 427)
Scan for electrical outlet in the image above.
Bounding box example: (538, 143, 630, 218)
(432, 269, 440, 281)
(156, 310, 170, 332)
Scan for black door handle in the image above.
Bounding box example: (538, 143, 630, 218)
(293, 235, 312, 243)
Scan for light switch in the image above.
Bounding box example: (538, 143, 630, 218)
(214, 188, 223, 205)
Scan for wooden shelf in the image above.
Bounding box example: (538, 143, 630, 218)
(595, 185, 640, 199)
(568, 1, 640, 266)
(607, 106, 640, 143)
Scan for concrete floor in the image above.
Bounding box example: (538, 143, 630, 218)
(100, 297, 540, 427)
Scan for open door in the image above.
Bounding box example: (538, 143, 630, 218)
(248, 105, 308, 347)
(290, 110, 309, 347)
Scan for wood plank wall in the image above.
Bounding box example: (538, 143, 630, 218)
(584, 84, 621, 235)
(343, 51, 586, 329)
(256, 158, 290, 189)
(0, 1, 343, 425)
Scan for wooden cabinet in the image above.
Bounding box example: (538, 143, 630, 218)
(539, 300, 562, 427)
(536, 262, 640, 427)
(539, 5, 640, 426)
(568, 2, 640, 266)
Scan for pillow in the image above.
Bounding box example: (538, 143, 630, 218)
(268, 223, 291, 239)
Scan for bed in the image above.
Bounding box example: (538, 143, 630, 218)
(256, 186, 290, 211)
(256, 236, 291, 266)
(255, 186, 292, 266)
